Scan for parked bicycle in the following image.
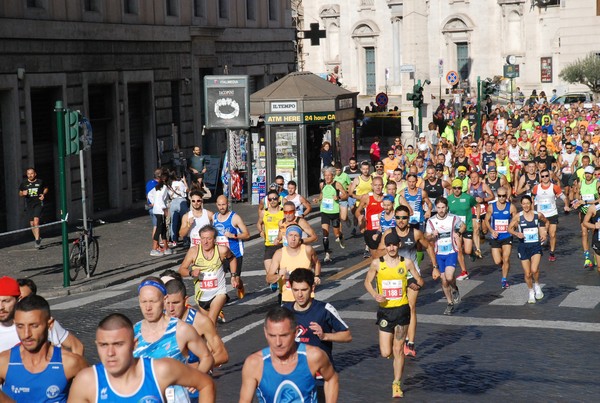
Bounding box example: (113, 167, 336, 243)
(69, 218, 100, 281)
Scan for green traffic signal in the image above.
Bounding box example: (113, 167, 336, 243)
(65, 110, 80, 155)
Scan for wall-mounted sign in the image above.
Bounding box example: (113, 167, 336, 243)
(264, 112, 336, 125)
(540, 57, 553, 83)
(204, 75, 249, 129)
(270, 101, 297, 113)
(337, 97, 354, 110)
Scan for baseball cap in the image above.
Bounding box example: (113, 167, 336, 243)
(487, 166, 497, 172)
(452, 178, 463, 188)
(457, 166, 467, 173)
(584, 166, 594, 174)
(0, 276, 20, 297)
(435, 163, 444, 171)
(419, 133, 426, 138)
(384, 231, 401, 246)
(470, 142, 478, 147)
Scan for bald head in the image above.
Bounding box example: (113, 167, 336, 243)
(216, 195, 229, 214)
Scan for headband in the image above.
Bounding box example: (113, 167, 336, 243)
(286, 225, 303, 236)
(138, 280, 166, 295)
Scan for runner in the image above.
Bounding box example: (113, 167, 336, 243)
(467, 170, 494, 259)
(356, 176, 385, 259)
(516, 161, 540, 197)
(213, 195, 249, 299)
(379, 205, 437, 358)
(508, 196, 549, 303)
(582, 203, 600, 274)
(485, 165, 511, 202)
(283, 180, 312, 218)
(348, 160, 373, 237)
(333, 162, 352, 232)
(425, 197, 465, 315)
(178, 225, 239, 324)
(531, 169, 570, 261)
(422, 165, 450, 217)
(343, 157, 361, 234)
(572, 165, 600, 269)
(179, 190, 214, 247)
(68, 313, 215, 403)
(313, 167, 348, 263)
(403, 173, 432, 230)
(275, 201, 318, 245)
(267, 224, 321, 304)
(557, 142, 577, 201)
(484, 188, 518, 288)
(0, 295, 88, 403)
(239, 307, 338, 403)
(364, 231, 423, 398)
(447, 179, 479, 281)
(18, 168, 48, 248)
(257, 189, 284, 274)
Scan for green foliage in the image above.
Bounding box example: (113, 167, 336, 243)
(559, 53, 600, 93)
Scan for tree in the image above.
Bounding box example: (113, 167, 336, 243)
(559, 52, 600, 95)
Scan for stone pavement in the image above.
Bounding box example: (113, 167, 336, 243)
(2, 200, 317, 299)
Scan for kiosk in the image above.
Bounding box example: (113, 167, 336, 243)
(250, 72, 358, 201)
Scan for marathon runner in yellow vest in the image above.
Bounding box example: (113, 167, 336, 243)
(258, 189, 285, 273)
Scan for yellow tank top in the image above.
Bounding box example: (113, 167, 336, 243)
(355, 176, 373, 196)
(280, 244, 313, 302)
(376, 256, 408, 308)
(192, 247, 225, 303)
(263, 208, 284, 246)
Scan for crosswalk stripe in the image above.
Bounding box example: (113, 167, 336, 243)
(341, 310, 600, 333)
(52, 291, 129, 310)
(489, 283, 546, 306)
(558, 285, 600, 309)
(436, 280, 484, 302)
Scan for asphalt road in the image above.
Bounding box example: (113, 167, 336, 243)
(48, 212, 600, 402)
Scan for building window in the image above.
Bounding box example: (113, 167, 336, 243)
(84, 0, 100, 12)
(597, 0, 600, 15)
(166, 0, 178, 16)
(457, 42, 469, 81)
(218, 0, 228, 19)
(365, 47, 376, 95)
(246, 0, 256, 21)
(193, 0, 205, 17)
(268, 0, 278, 21)
(124, 0, 138, 15)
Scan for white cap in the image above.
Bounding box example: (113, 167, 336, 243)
(419, 133, 426, 138)
(584, 166, 594, 174)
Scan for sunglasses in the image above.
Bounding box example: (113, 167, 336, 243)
(453, 186, 462, 190)
(283, 210, 295, 215)
(541, 175, 549, 178)
(497, 194, 507, 198)
(268, 197, 279, 201)
(388, 154, 394, 156)
(275, 183, 284, 187)
(395, 215, 409, 220)
(191, 200, 202, 203)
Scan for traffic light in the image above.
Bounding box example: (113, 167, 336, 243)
(482, 80, 496, 96)
(65, 110, 80, 155)
(413, 84, 424, 108)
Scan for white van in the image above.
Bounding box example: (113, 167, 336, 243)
(551, 92, 594, 105)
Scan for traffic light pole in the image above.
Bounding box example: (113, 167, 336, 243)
(476, 77, 481, 141)
(55, 100, 70, 287)
(417, 79, 423, 136)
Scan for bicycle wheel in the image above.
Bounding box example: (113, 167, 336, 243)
(69, 242, 83, 281)
(86, 237, 100, 277)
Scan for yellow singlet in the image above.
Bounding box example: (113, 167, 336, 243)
(279, 244, 313, 303)
(355, 176, 373, 196)
(376, 256, 409, 308)
(263, 208, 284, 246)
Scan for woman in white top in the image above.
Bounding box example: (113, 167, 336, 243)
(148, 172, 172, 256)
(167, 171, 189, 246)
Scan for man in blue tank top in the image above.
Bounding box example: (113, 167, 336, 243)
(68, 313, 216, 403)
(0, 295, 88, 403)
(239, 307, 339, 403)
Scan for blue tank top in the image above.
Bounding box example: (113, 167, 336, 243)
(491, 201, 512, 240)
(518, 211, 540, 244)
(4, 345, 68, 403)
(256, 343, 317, 403)
(404, 188, 424, 224)
(183, 308, 200, 398)
(94, 357, 163, 402)
(134, 317, 189, 402)
(214, 211, 244, 258)
(379, 211, 396, 232)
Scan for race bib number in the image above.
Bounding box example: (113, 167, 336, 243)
(381, 280, 403, 300)
(562, 167, 572, 174)
(191, 237, 201, 246)
(409, 211, 421, 224)
(582, 194, 595, 203)
(539, 203, 552, 213)
(267, 229, 279, 243)
(216, 235, 228, 246)
(498, 166, 507, 175)
(494, 219, 509, 233)
(438, 233, 453, 254)
(370, 214, 381, 230)
(322, 198, 334, 211)
(201, 272, 218, 290)
(523, 227, 539, 243)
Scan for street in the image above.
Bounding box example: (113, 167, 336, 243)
(47, 213, 600, 402)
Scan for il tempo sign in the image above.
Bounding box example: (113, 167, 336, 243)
(204, 75, 250, 129)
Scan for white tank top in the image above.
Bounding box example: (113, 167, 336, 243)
(187, 209, 211, 245)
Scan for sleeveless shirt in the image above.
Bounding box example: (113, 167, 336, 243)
(93, 357, 163, 403)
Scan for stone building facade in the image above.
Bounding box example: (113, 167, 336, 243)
(0, 0, 295, 232)
(298, 0, 600, 110)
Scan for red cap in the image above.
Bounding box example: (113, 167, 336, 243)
(0, 276, 20, 297)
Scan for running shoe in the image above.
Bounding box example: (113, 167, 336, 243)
(336, 236, 346, 249)
(404, 342, 416, 358)
(163, 249, 173, 255)
(269, 282, 279, 292)
(351, 227, 357, 237)
(443, 302, 455, 315)
(324, 252, 332, 263)
(363, 250, 371, 259)
(150, 249, 163, 257)
(217, 311, 226, 323)
(528, 291, 536, 304)
(168, 241, 177, 248)
(534, 285, 544, 300)
(549, 252, 556, 262)
(35, 239, 41, 249)
(456, 271, 469, 281)
(452, 287, 461, 304)
(584, 258, 594, 269)
(501, 279, 510, 289)
(392, 381, 403, 398)
(474, 249, 483, 259)
(237, 282, 246, 300)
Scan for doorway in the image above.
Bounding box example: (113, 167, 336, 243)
(128, 83, 152, 203)
(88, 85, 114, 212)
(306, 125, 325, 196)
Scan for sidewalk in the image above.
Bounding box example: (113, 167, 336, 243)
(3, 200, 317, 299)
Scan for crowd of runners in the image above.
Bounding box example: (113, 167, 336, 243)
(2, 99, 600, 401)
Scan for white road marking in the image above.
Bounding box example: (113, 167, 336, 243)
(558, 285, 600, 309)
(239, 266, 343, 278)
(52, 291, 129, 310)
(347, 267, 369, 280)
(341, 310, 600, 333)
(222, 321, 264, 343)
(489, 283, 546, 306)
(102, 296, 139, 310)
(436, 280, 484, 302)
